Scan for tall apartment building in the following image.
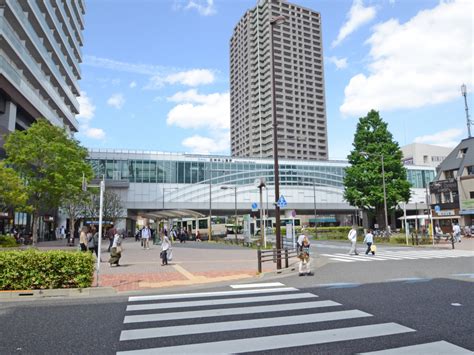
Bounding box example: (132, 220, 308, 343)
(230, 0, 328, 160)
(0, 0, 85, 157)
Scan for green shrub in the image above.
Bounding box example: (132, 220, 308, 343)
(0, 249, 95, 290)
(0, 235, 18, 248)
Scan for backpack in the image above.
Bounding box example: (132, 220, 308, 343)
(87, 234, 95, 248)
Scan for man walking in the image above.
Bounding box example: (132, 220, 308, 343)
(452, 222, 461, 243)
(348, 225, 359, 255)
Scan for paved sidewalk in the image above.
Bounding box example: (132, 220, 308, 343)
(34, 238, 292, 292)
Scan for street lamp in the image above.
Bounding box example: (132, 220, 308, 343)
(220, 185, 238, 236)
(461, 84, 472, 138)
(270, 15, 285, 269)
(360, 151, 389, 230)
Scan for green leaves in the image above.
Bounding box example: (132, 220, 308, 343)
(0, 249, 95, 290)
(344, 110, 411, 226)
(0, 162, 30, 212)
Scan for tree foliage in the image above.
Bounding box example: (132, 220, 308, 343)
(343, 110, 411, 228)
(83, 189, 124, 225)
(0, 162, 30, 212)
(4, 119, 93, 244)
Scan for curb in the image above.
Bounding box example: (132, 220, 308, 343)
(0, 286, 117, 300)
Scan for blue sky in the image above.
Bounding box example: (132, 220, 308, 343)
(76, 0, 473, 159)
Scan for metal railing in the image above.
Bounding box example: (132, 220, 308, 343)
(257, 248, 299, 273)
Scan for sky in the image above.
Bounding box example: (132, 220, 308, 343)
(76, 0, 473, 160)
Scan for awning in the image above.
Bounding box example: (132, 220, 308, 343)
(142, 209, 205, 219)
(398, 214, 429, 220)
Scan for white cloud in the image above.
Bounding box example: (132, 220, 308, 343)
(327, 56, 348, 69)
(83, 55, 168, 75)
(166, 90, 229, 129)
(83, 127, 106, 140)
(174, 0, 216, 16)
(340, 0, 473, 117)
(332, 0, 376, 47)
(129, 81, 137, 88)
(146, 69, 215, 89)
(107, 93, 125, 109)
(414, 128, 462, 147)
(75, 91, 105, 140)
(76, 91, 95, 122)
(182, 132, 229, 154)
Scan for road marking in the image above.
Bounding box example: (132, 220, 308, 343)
(317, 282, 360, 289)
(452, 273, 474, 279)
(359, 340, 472, 354)
(120, 309, 372, 341)
(126, 292, 318, 311)
(124, 300, 340, 323)
(171, 264, 197, 280)
(388, 277, 431, 283)
(230, 282, 284, 288)
(328, 257, 356, 262)
(116, 322, 414, 354)
(128, 287, 298, 302)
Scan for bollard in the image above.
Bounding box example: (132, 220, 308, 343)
(257, 249, 262, 273)
(451, 234, 455, 249)
(285, 249, 289, 269)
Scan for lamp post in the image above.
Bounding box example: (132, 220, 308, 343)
(312, 180, 318, 238)
(360, 151, 389, 231)
(270, 15, 285, 269)
(461, 84, 471, 138)
(220, 185, 238, 239)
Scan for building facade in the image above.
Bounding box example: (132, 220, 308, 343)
(230, 0, 327, 160)
(429, 137, 474, 231)
(0, 0, 85, 157)
(401, 143, 452, 168)
(86, 149, 435, 233)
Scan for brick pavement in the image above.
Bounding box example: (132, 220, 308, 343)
(36, 238, 284, 292)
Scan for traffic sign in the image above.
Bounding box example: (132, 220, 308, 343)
(277, 195, 287, 208)
(251, 202, 258, 211)
(434, 205, 441, 213)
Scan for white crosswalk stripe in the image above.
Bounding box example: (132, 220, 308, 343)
(321, 249, 474, 263)
(117, 285, 471, 354)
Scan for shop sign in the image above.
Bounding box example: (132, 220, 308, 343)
(0, 212, 11, 218)
(438, 210, 455, 216)
(43, 215, 54, 222)
(461, 199, 474, 210)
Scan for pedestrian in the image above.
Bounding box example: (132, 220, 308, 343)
(135, 228, 141, 242)
(60, 225, 66, 239)
(435, 224, 442, 242)
(160, 234, 171, 266)
(464, 225, 471, 238)
(297, 229, 306, 251)
(141, 224, 151, 249)
(87, 226, 96, 255)
(347, 225, 359, 255)
(452, 222, 461, 243)
(364, 229, 375, 255)
(195, 230, 201, 242)
(298, 235, 313, 276)
(109, 230, 123, 266)
(107, 226, 117, 252)
(79, 226, 89, 252)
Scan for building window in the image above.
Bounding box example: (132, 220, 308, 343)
(444, 170, 455, 179)
(466, 166, 474, 175)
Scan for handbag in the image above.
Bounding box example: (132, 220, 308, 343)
(370, 244, 377, 252)
(167, 249, 173, 261)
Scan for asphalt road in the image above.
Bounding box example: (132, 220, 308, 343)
(1, 242, 472, 354)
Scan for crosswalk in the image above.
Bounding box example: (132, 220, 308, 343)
(116, 283, 471, 354)
(321, 249, 474, 263)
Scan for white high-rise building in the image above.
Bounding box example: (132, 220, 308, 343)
(230, 0, 328, 160)
(0, 0, 85, 156)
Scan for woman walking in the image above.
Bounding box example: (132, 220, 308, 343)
(160, 234, 171, 266)
(79, 226, 89, 252)
(298, 236, 313, 276)
(109, 230, 123, 266)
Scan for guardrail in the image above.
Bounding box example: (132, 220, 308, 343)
(257, 248, 299, 273)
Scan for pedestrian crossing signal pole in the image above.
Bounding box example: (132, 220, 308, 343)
(97, 177, 105, 287)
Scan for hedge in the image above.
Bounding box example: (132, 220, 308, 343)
(0, 249, 95, 290)
(0, 235, 18, 248)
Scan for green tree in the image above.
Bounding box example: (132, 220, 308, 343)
(344, 110, 411, 229)
(4, 119, 93, 244)
(0, 162, 30, 213)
